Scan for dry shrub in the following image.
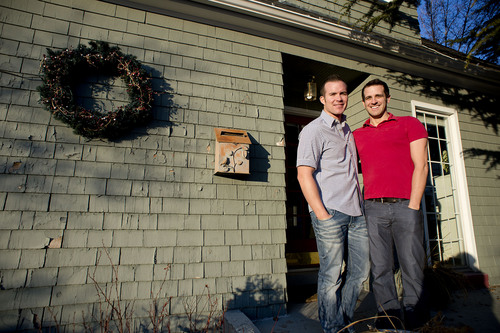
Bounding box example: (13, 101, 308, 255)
(424, 262, 469, 310)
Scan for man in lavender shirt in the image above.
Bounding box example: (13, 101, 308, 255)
(297, 74, 369, 333)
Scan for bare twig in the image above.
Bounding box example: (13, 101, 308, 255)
(149, 265, 172, 333)
(87, 247, 135, 333)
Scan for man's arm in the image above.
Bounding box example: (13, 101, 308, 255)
(408, 138, 429, 210)
(297, 166, 331, 220)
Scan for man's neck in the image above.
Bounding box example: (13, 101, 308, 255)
(369, 112, 389, 127)
(325, 111, 344, 123)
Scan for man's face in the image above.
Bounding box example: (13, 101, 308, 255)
(319, 80, 348, 121)
(362, 84, 390, 119)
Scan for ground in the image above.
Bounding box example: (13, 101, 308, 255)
(253, 285, 500, 332)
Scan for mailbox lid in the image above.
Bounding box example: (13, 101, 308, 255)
(214, 128, 251, 144)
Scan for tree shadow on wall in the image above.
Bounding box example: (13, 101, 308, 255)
(463, 148, 500, 176)
(385, 73, 500, 175)
(225, 275, 286, 321)
(169, 275, 286, 332)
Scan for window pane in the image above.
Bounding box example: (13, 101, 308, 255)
(428, 138, 441, 161)
(427, 123, 438, 138)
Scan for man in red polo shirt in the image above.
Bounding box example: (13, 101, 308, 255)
(353, 79, 429, 330)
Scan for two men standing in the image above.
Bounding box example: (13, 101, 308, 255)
(297, 76, 428, 332)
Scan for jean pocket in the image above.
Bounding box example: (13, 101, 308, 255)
(318, 209, 337, 222)
(318, 216, 333, 222)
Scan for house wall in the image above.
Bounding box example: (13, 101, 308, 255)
(0, 0, 289, 330)
(453, 103, 500, 283)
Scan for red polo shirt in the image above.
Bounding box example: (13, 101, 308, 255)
(353, 113, 428, 200)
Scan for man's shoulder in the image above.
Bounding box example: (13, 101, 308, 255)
(353, 125, 365, 132)
(397, 115, 427, 131)
(396, 115, 422, 124)
(309, 114, 324, 125)
(298, 116, 323, 141)
(353, 122, 370, 135)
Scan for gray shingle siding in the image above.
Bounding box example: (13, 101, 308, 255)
(0, 0, 286, 329)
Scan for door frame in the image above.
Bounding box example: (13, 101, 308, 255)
(412, 100, 479, 270)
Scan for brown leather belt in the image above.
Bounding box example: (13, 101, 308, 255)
(367, 197, 405, 203)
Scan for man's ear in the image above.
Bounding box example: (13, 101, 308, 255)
(319, 95, 325, 105)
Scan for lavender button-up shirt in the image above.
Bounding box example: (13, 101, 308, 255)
(296, 111, 362, 217)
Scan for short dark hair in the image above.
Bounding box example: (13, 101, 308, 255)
(319, 74, 346, 97)
(361, 79, 390, 100)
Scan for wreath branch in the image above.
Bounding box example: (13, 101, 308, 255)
(37, 40, 154, 139)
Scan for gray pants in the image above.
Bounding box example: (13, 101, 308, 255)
(364, 199, 426, 312)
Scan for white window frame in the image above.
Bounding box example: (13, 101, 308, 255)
(411, 101, 479, 270)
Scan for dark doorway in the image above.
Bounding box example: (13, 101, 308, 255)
(284, 114, 319, 302)
(284, 114, 317, 268)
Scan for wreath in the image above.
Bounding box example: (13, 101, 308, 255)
(38, 40, 154, 139)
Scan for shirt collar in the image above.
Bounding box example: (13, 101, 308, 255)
(321, 110, 347, 128)
(362, 112, 396, 127)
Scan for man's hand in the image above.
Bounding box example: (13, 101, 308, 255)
(408, 203, 420, 210)
(317, 213, 333, 221)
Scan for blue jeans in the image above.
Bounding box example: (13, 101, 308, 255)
(311, 208, 370, 333)
(364, 199, 426, 312)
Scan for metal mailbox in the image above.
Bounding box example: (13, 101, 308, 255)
(214, 128, 251, 175)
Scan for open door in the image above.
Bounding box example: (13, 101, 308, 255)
(284, 114, 318, 269)
(284, 114, 320, 302)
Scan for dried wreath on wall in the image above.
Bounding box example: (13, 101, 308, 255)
(38, 40, 154, 139)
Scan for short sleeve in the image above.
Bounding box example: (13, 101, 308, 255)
(296, 123, 322, 169)
(407, 116, 428, 142)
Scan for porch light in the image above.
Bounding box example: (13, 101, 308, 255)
(304, 76, 317, 101)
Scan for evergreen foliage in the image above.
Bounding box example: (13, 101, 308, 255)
(459, 0, 500, 64)
(38, 40, 154, 139)
(342, 0, 420, 32)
